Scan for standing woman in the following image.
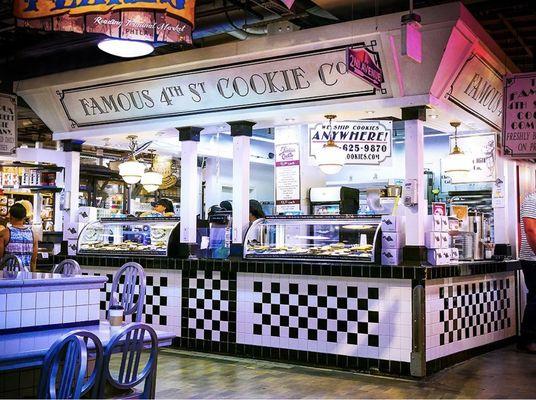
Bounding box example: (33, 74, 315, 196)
(0, 203, 37, 271)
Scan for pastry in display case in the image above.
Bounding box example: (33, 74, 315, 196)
(78, 217, 181, 257)
(244, 215, 382, 263)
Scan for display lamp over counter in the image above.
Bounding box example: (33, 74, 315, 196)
(119, 135, 146, 184)
(443, 121, 471, 183)
(141, 149, 163, 192)
(316, 114, 346, 175)
(98, 38, 154, 58)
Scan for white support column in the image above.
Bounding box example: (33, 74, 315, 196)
(204, 157, 221, 214)
(232, 135, 251, 244)
(494, 150, 518, 256)
(229, 120, 256, 245)
(404, 119, 426, 246)
(178, 127, 202, 244)
(63, 148, 80, 228)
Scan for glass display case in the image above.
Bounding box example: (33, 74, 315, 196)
(78, 217, 181, 257)
(244, 215, 381, 263)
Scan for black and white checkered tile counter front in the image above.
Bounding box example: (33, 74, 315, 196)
(237, 274, 412, 362)
(82, 267, 181, 335)
(425, 271, 517, 361)
(181, 269, 236, 343)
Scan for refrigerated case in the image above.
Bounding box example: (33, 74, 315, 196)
(244, 215, 381, 263)
(309, 186, 359, 215)
(78, 217, 181, 257)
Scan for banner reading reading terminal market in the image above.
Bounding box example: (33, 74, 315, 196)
(13, 0, 195, 44)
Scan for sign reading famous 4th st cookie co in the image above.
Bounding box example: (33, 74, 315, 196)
(54, 42, 390, 128)
(13, 0, 194, 44)
(309, 120, 393, 166)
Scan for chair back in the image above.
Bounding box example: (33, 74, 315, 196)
(53, 259, 81, 276)
(38, 330, 103, 399)
(111, 262, 146, 322)
(99, 323, 159, 399)
(0, 254, 28, 272)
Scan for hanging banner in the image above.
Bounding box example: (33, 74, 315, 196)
(309, 120, 393, 166)
(0, 94, 17, 156)
(503, 72, 536, 158)
(346, 46, 384, 90)
(13, 0, 195, 44)
(444, 54, 503, 131)
(275, 143, 301, 214)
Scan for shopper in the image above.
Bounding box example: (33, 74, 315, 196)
(0, 203, 38, 272)
(519, 192, 536, 353)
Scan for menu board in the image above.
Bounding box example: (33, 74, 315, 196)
(503, 72, 536, 158)
(275, 143, 301, 213)
(0, 94, 17, 156)
(309, 120, 392, 166)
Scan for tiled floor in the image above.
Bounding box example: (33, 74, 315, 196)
(154, 345, 536, 398)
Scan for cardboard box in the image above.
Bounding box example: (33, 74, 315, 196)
(424, 215, 442, 232)
(67, 240, 78, 256)
(441, 216, 449, 232)
(381, 216, 405, 232)
(450, 247, 459, 263)
(440, 233, 450, 248)
(425, 232, 442, 249)
(78, 207, 98, 223)
(427, 249, 450, 266)
(382, 232, 405, 249)
(381, 248, 403, 266)
(64, 222, 86, 240)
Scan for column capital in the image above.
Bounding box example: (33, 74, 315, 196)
(401, 106, 427, 121)
(227, 121, 256, 137)
(176, 126, 203, 142)
(61, 140, 84, 152)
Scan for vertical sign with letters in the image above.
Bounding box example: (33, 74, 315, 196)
(0, 94, 17, 156)
(503, 72, 536, 158)
(275, 143, 301, 214)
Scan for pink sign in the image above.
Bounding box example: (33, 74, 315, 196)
(346, 47, 384, 90)
(432, 202, 447, 216)
(503, 72, 536, 158)
(279, 0, 295, 9)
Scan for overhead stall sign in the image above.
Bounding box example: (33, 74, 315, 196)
(53, 42, 390, 128)
(309, 120, 393, 166)
(444, 54, 503, 131)
(0, 94, 17, 156)
(13, 0, 195, 44)
(503, 72, 536, 158)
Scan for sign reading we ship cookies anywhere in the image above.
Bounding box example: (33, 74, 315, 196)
(13, 0, 195, 44)
(309, 120, 393, 166)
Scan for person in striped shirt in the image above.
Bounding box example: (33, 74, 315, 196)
(519, 192, 536, 353)
(0, 203, 37, 271)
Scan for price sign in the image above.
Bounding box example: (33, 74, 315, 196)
(309, 120, 392, 166)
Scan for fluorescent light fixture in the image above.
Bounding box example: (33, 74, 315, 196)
(365, 110, 375, 115)
(98, 38, 154, 58)
(430, 114, 439, 119)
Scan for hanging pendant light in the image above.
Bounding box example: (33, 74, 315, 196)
(141, 149, 163, 193)
(443, 122, 472, 183)
(316, 114, 346, 175)
(119, 135, 146, 184)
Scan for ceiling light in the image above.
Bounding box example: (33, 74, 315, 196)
(118, 135, 146, 184)
(285, 118, 296, 122)
(430, 114, 439, 119)
(141, 149, 163, 192)
(365, 110, 375, 115)
(316, 114, 346, 175)
(98, 39, 154, 58)
(443, 121, 471, 183)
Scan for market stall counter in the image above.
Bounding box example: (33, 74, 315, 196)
(41, 254, 521, 377)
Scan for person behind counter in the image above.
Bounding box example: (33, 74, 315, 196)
(249, 199, 266, 223)
(0, 203, 38, 271)
(140, 198, 175, 217)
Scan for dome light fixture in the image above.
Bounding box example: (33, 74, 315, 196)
(443, 121, 472, 183)
(119, 135, 146, 185)
(141, 149, 163, 193)
(316, 114, 346, 175)
(98, 38, 154, 58)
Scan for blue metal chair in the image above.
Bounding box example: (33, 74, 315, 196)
(52, 259, 81, 276)
(38, 330, 103, 399)
(0, 254, 28, 272)
(110, 262, 146, 323)
(99, 323, 159, 399)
